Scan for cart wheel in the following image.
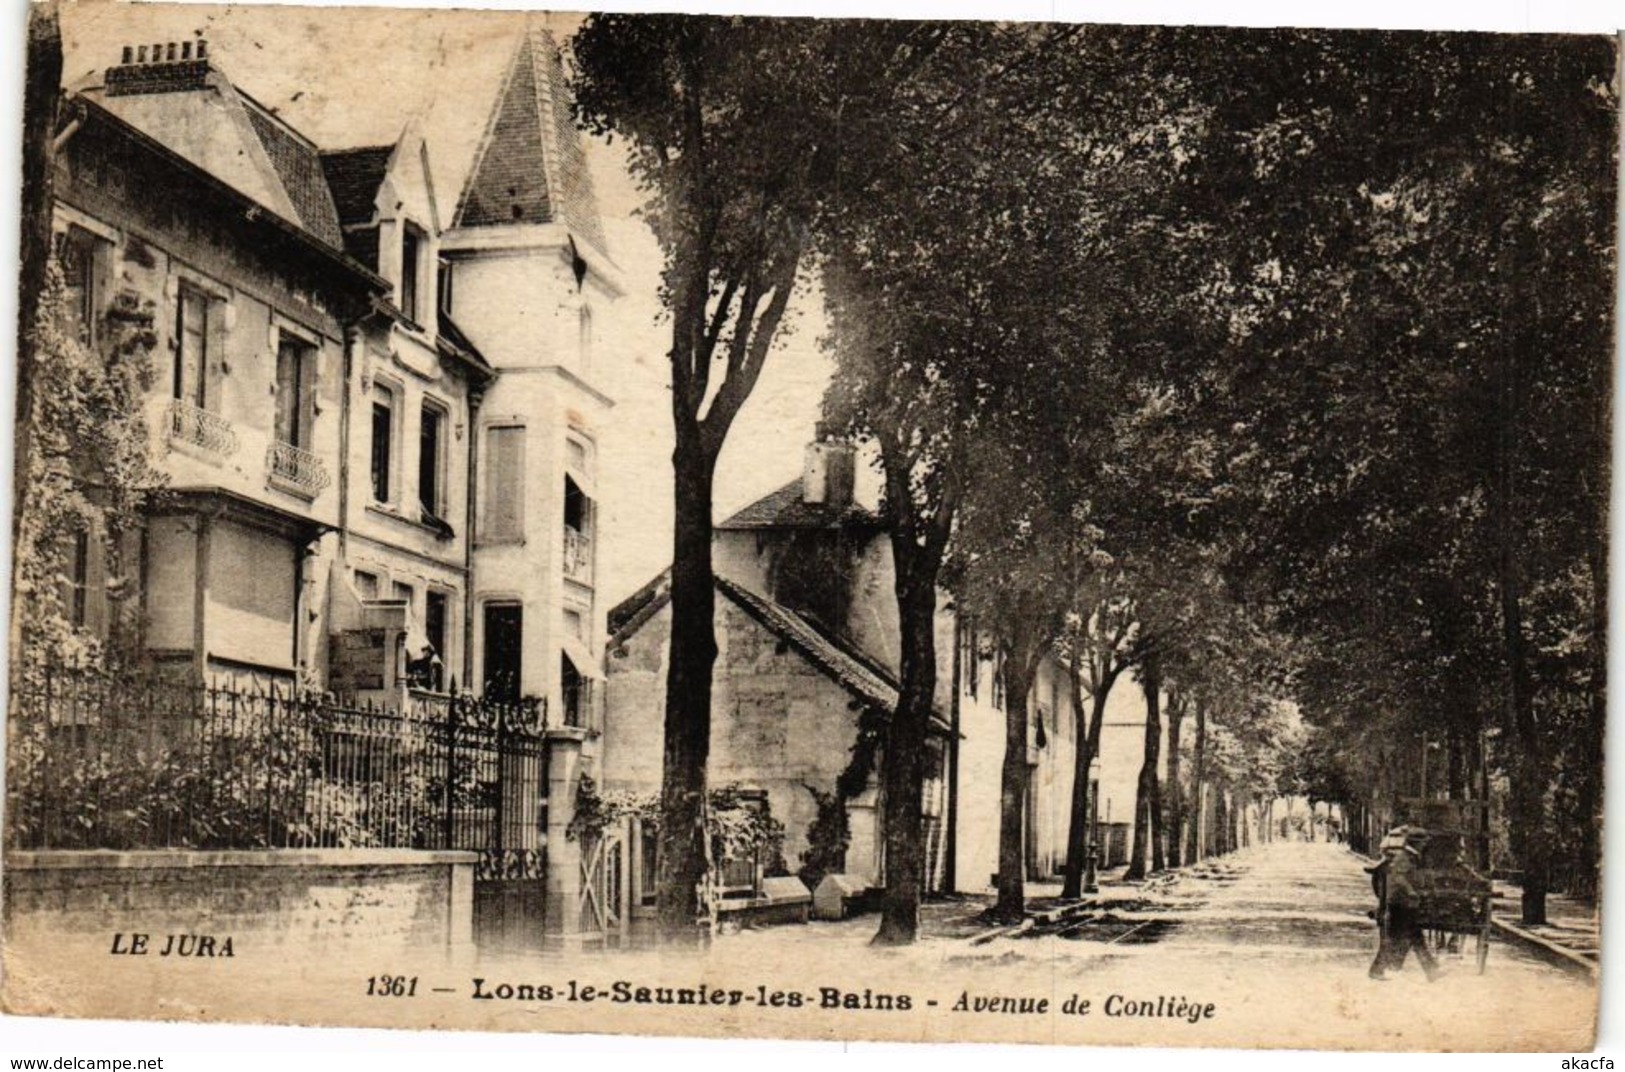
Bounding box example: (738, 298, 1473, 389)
(1476, 926, 1490, 974)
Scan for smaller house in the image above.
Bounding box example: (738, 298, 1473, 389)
(603, 438, 1081, 914)
(605, 567, 955, 914)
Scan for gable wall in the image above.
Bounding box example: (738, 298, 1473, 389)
(603, 596, 867, 873)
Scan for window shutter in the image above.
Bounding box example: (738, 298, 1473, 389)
(482, 426, 525, 542)
(274, 340, 298, 446)
(90, 234, 115, 345)
(301, 342, 318, 448)
(205, 296, 228, 410)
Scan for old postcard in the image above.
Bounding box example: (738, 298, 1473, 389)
(3, 0, 1611, 1053)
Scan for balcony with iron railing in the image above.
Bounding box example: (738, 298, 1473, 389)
(265, 441, 332, 499)
(166, 399, 239, 460)
(563, 526, 593, 585)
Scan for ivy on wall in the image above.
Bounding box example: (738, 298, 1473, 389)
(798, 702, 887, 890)
(12, 257, 163, 684)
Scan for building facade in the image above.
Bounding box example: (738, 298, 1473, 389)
(39, 25, 617, 943)
(53, 26, 613, 722)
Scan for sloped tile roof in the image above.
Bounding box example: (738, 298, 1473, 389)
(67, 95, 386, 294)
(716, 577, 903, 716)
(240, 97, 343, 247)
(609, 567, 671, 640)
(608, 570, 949, 734)
(321, 146, 394, 225)
(717, 480, 884, 531)
(338, 225, 380, 273)
(538, 34, 609, 258)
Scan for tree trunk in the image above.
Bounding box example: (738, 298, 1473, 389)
(871, 433, 952, 946)
(1212, 786, 1227, 856)
(872, 570, 938, 945)
(1579, 296, 1608, 899)
(1186, 696, 1206, 864)
(994, 648, 1039, 919)
(656, 431, 719, 939)
(1127, 653, 1161, 880)
(1150, 761, 1166, 872)
(1061, 668, 1111, 898)
(1166, 693, 1184, 868)
(1498, 426, 1549, 923)
(1493, 222, 1550, 926)
(1447, 730, 1468, 800)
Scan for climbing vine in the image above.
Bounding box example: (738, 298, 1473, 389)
(12, 255, 162, 684)
(798, 702, 888, 889)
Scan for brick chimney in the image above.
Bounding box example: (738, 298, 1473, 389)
(802, 426, 855, 509)
(107, 39, 211, 97)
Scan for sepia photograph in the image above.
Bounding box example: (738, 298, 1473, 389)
(1, 0, 1615, 1058)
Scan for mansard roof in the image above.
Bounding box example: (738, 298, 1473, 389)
(86, 47, 344, 249)
(452, 24, 608, 258)
(62, 95, 387, 297)
(237, 92, 344, 247)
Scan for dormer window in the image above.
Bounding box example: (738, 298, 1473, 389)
(400, 224, 423, 324)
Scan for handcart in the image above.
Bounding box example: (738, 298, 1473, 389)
(1378, 800, 1495, 974)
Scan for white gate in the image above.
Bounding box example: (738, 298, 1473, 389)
(579, 819, 630, 942)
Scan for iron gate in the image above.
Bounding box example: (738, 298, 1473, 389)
(440, 692, 551, 950)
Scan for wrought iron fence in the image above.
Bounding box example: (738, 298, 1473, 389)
(5, 670, 547, 853)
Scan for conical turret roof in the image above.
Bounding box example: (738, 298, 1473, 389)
(452, 23, 607, 259)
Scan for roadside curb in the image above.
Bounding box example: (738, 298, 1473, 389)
(1488, 917, 1599, 978)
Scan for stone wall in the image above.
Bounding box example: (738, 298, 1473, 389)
(4, 849, 476, 955)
